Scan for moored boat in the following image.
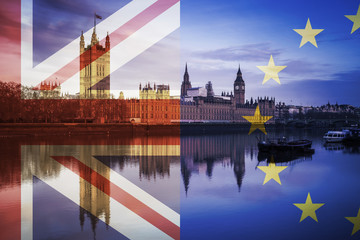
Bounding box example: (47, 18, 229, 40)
(258, 137, 313, 153)
(323, 131, 347, 143)
(342, 128, 360, 144)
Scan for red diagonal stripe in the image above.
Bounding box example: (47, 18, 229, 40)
(51, 155, 180, 240)
(35, 0, 179, 90)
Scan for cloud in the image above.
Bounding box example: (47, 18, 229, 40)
(0, 1, 21, 43)
(317, 30, 360, 43)
(194, 43, 283, 62)
(279, 58, 334, 83)
(332, 69, 360, 79)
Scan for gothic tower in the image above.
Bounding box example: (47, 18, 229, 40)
(234, 65, 245, 105)
(80, 27, 110, 99)
(181, 63, 192, 97)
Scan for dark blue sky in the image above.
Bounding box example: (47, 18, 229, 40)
(29, 0, 360, 105)
(181, 0, 360, 106)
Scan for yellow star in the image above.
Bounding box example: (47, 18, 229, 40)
(345, 5, 360, 34)
(293, 18, 324, 48)
(293, 193, 324, 222)
(242, 105, 273, 135)
(345, 208, 360, 236)
(257, 55, 286, 84)
(257, 157, 287, 185)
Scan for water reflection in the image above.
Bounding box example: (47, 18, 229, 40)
(181, 130, 360, 196)
(181, 134, 259, 193)
(98, 156, 171, 180)
(79, 153, 110, 234)
(181, 130, 360, 240)
(324, 142, 360, 154)
(0, 134, 180, 239)
(257, 151, 313, 165)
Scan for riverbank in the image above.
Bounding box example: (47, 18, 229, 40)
(0, 123, 180, 136)
(0, 121, 353, 136)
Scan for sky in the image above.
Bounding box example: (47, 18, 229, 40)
(180, 0, 360, 106)
(0, 0, 359, 106)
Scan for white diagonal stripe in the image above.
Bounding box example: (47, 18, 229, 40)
(21, 0, 180, 92)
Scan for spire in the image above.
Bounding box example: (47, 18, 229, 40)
(80, 31, 85, 53)
(91, 13, 100, 46)
(181, 62, 192, 97)
(183, 63, 189, 83)
(105, 31, 110, 50)
(234, 64, 244, 83)
(237, 64, 242, 75)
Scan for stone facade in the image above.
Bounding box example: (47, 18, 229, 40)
(123, 83, 180, 124)
(79, 28, 110, 99)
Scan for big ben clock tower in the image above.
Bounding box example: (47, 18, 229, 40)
(234, 65, 245, 105)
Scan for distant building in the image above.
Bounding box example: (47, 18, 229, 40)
(275, 101, 359, 122)
(186, 87, 207, 98)
(288, 105, 300, 116)
(39, 81, 61, 99)
(139, 83, 170, 100)
(180, 65, 275, 123)
(275, 102, 289, 121)
(120, 83, 180, 124)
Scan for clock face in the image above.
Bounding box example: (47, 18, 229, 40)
(235, 85, 239, 90)
(242, 86, 245, 90)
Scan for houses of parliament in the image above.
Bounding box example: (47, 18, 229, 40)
(36, 18, 274, 124)
(180, 65, 275, 123)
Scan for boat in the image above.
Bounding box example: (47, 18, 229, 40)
(323, 131, 348, 143)
(342, 128, 360, 144)
(258, 137, 314, 153)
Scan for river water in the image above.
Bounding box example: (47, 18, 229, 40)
(180, 129, 360, 240)
(0, 129, 359, 239)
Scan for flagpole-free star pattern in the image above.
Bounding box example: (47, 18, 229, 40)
(257, 157, 287, 185)
(242, 105, 273, 135)
(345, 208, 360, 236)
(293, 193, 324, 222)
(345, 5, 360, 34)
(293, 18, 324, 48)
(257, 55, 286, 84)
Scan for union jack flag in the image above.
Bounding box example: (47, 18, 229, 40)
(21, 144, 180, 239)
(20, 0, 180, 98)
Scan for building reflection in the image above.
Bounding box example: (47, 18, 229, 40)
(14, 134, 179, 183)
(0, 134, 178, 238)
(75, 144, 176, 236)
(181, 134, 258, 193)
(100, 156, 171, 180)
(79, 147, 110, 236)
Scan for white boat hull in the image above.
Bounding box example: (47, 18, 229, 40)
(323, 137, 344, 143)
